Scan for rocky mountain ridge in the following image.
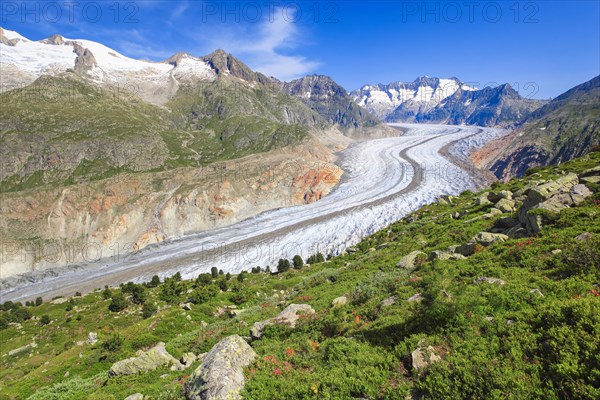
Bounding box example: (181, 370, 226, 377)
(473, 75, 600, 180)
(352, 76, 546, 127)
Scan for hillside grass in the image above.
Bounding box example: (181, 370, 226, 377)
(1, 152, 599, 399)
(0, 75, 310, 192)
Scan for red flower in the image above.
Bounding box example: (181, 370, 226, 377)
(264, 355, 278, 364)
(591, 289, 599, 297)
(285, 348, 296, 357)
(273, 367, 282, 375)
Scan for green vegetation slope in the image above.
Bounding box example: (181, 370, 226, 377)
(1, 152, 599, 399)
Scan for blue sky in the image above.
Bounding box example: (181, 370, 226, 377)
(2, 1, 599, 98)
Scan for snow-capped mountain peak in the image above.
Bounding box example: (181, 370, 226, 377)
(0, 27, 216, 104)
(350, 76, 475, 119)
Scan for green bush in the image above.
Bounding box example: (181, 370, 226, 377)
(190, 284, 219, 304)
(277, 259, 291, 272)
(196, 273, 212, 285)
(35, 296, 43, 306)
(159, 277, 183, 304)
(293, 255, 304, 269)
(101, 333, 124, 352)
(141, 302, 157, 319)
(40, 315, 51, 325)
(306, 252, 325, 264)
(147, 274, 161, 288)
(130, 285, 147, 305)
(108, 293, 128, 312)
(13, 306, 33, 321)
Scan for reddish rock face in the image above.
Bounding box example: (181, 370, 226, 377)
(0, 139, 344, 277)
(293, 166, 342, 204)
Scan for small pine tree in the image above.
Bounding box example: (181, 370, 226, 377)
(277, 259, 291, 273)
(211, 267, 219, 278)
(196, 273, 212, 285)
(219, 269, 224, 275)
(35, 297, 43, 306)
(130, 285, 147, 305)
(108, 293, 128, 312)
(147, 275, 161, 288)
(40, 315, 51, 325)
(293, 255, 304, 269)
(159, 277, 183, 304)
(141, 302, 157, 319)
(190, 284, 219, 304)
(102, 333, 124, 352)
(173, 272, 182, 281)
(102, 288, 112, 300)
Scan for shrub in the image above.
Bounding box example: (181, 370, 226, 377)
(230, 289, 252, 305)
(13, 307, 32, 321)
(130, 285, 147, 305)
(277, 259, 291, 273)
(141, 302, 157, 319)
(101, 333, 124, 352)
(40, 315, 51, 325)
(108, 293, 128, 312)
(159, 277, 183, 304)
(102, 288, 112, 300)
(218, 279, 228, 292)
(147, 275, 161, 288)
(0, 314, 9, 330)
(211, 267, 219, 278)
(293, 255, 304, 269)
(190, 284, 219, 304)
(173, 272, 182, 281)
(35, 297, 43, 306)
(196, 273, 212, 285)
(237, 271, 248, 282)
(121, 282, 136, 293)
(306, 253, 325, 264)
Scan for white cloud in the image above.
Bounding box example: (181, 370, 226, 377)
(199, 9, 320, 81)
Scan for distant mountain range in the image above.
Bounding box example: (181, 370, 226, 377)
(351, 77, 546, 127)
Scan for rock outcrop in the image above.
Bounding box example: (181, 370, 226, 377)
(411, 344, 442, 373)
(108, 342, 183, 376)
(396, 251, 427, 271)
(185, 335, 256, 400)
(250, 304, 315, 340)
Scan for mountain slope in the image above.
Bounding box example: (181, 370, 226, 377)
(476, 75, 600, 180)
(283, 75, 382, 130)
(1, 151, 598, 399)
